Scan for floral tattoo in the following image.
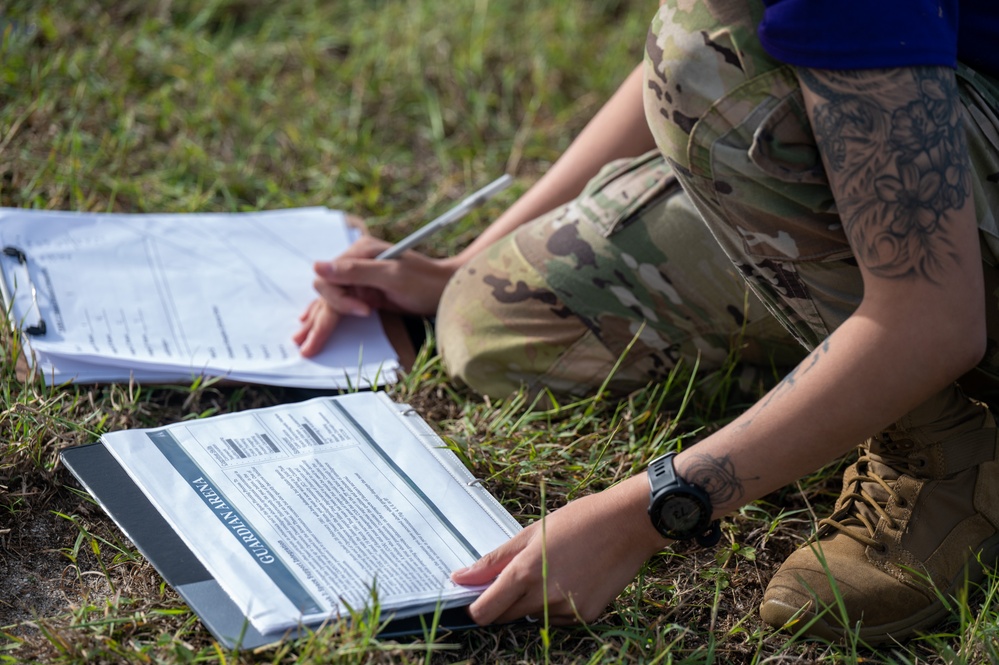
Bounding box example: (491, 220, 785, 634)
(799, 67, 971, 283)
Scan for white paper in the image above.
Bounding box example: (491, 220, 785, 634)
(0, 208, 398, 388)
(101, 392, 520, 634)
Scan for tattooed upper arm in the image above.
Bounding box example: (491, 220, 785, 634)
(798, 67, 972, 284)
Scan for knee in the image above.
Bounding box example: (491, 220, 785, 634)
(436, 259, 529, 399)
(437, 241, 600, 400)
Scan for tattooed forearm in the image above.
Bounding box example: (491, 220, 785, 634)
(799, 66, 971, 283)
(737, 336, 832, 431)
(680, 452, 750, 507)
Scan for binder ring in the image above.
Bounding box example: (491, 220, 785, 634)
(1, 246, 46, 336)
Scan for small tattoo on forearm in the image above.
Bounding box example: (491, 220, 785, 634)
(682, 453, 748, 506)
(739, 337, 831, 430)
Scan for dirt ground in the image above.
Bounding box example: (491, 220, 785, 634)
(0, 482, 100, 640)
(0, 502, 77, 630)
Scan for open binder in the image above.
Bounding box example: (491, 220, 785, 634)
(61, 392, 520, 649)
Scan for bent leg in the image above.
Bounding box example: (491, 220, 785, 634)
(436, 151, 802, 399)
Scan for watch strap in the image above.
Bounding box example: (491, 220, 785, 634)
(695, 518, 722, 547)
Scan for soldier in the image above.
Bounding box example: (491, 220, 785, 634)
(296, 0, 999, 643)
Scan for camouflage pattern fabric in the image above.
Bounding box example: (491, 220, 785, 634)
(643, 0, 999, 386)
(438, 0, 999, 400)
(436, 150, 803, 399)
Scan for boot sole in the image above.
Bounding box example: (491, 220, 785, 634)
(762, 532, 999, 645)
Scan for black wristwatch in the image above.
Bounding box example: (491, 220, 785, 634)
(647, 453, 721, 546)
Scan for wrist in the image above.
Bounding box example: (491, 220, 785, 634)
(611, 475, 672, 557)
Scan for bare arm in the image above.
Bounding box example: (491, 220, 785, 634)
(673, 65, 985, 515)
(454, 64, 987, 625)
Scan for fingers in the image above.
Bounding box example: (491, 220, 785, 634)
(452, 526, 583, 626)
(293, 300, 324, 342)
(313, 277, 374, 317)
(312, 237, 394, 286)
(296, 241, 402, 359)
(463, 565, 584, 626)
(314, 257, 399, 294)
(471, 584, 585, 626)
(451, 529, 533, 625)
(297, 299, 316, 325)
(339, 235, 393, 259)
(293, 299, 340, 357)
(312, 233, 458, 319)
(296, 237, 434, 358)
(451, 539, 521, 586)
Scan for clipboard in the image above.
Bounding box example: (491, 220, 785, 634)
(0, 210, 417, 388)
(60, 440, 474, 650)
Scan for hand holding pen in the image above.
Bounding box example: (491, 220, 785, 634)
(294, 176, 513, 357)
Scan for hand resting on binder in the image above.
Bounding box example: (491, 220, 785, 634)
(293, 235, 459, 357)
(451, 474, 667, 626)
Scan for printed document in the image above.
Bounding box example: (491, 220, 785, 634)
(0, 207, 399, 388)
(99, 392, 520, 634)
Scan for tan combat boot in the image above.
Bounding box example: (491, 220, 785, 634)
(759, 385, 999, 644)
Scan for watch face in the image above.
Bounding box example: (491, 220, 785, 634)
(647, 453, 714, 542)
(658, 494, 705, 536)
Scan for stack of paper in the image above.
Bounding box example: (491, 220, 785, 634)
(0, 207, 399, 388)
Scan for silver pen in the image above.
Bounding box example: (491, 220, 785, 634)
(375, 174, 514, 260)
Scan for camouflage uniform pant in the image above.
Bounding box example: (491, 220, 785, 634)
(642, 0, 999, 388)
(436, 150, 803, 399)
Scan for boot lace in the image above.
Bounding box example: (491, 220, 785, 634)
(815, 446, 914, 552)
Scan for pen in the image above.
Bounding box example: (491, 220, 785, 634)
(375, 174, 514, 260)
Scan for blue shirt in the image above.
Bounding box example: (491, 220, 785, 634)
(758, 0, 999, 77)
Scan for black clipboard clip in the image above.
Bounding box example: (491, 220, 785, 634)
(1, 245, 47, 336)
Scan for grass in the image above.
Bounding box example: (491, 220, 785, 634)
(2, 0, 999, 663)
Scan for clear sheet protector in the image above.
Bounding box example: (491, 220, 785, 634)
(0, 207, 398, 388)
(101, 392, 521, 634)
